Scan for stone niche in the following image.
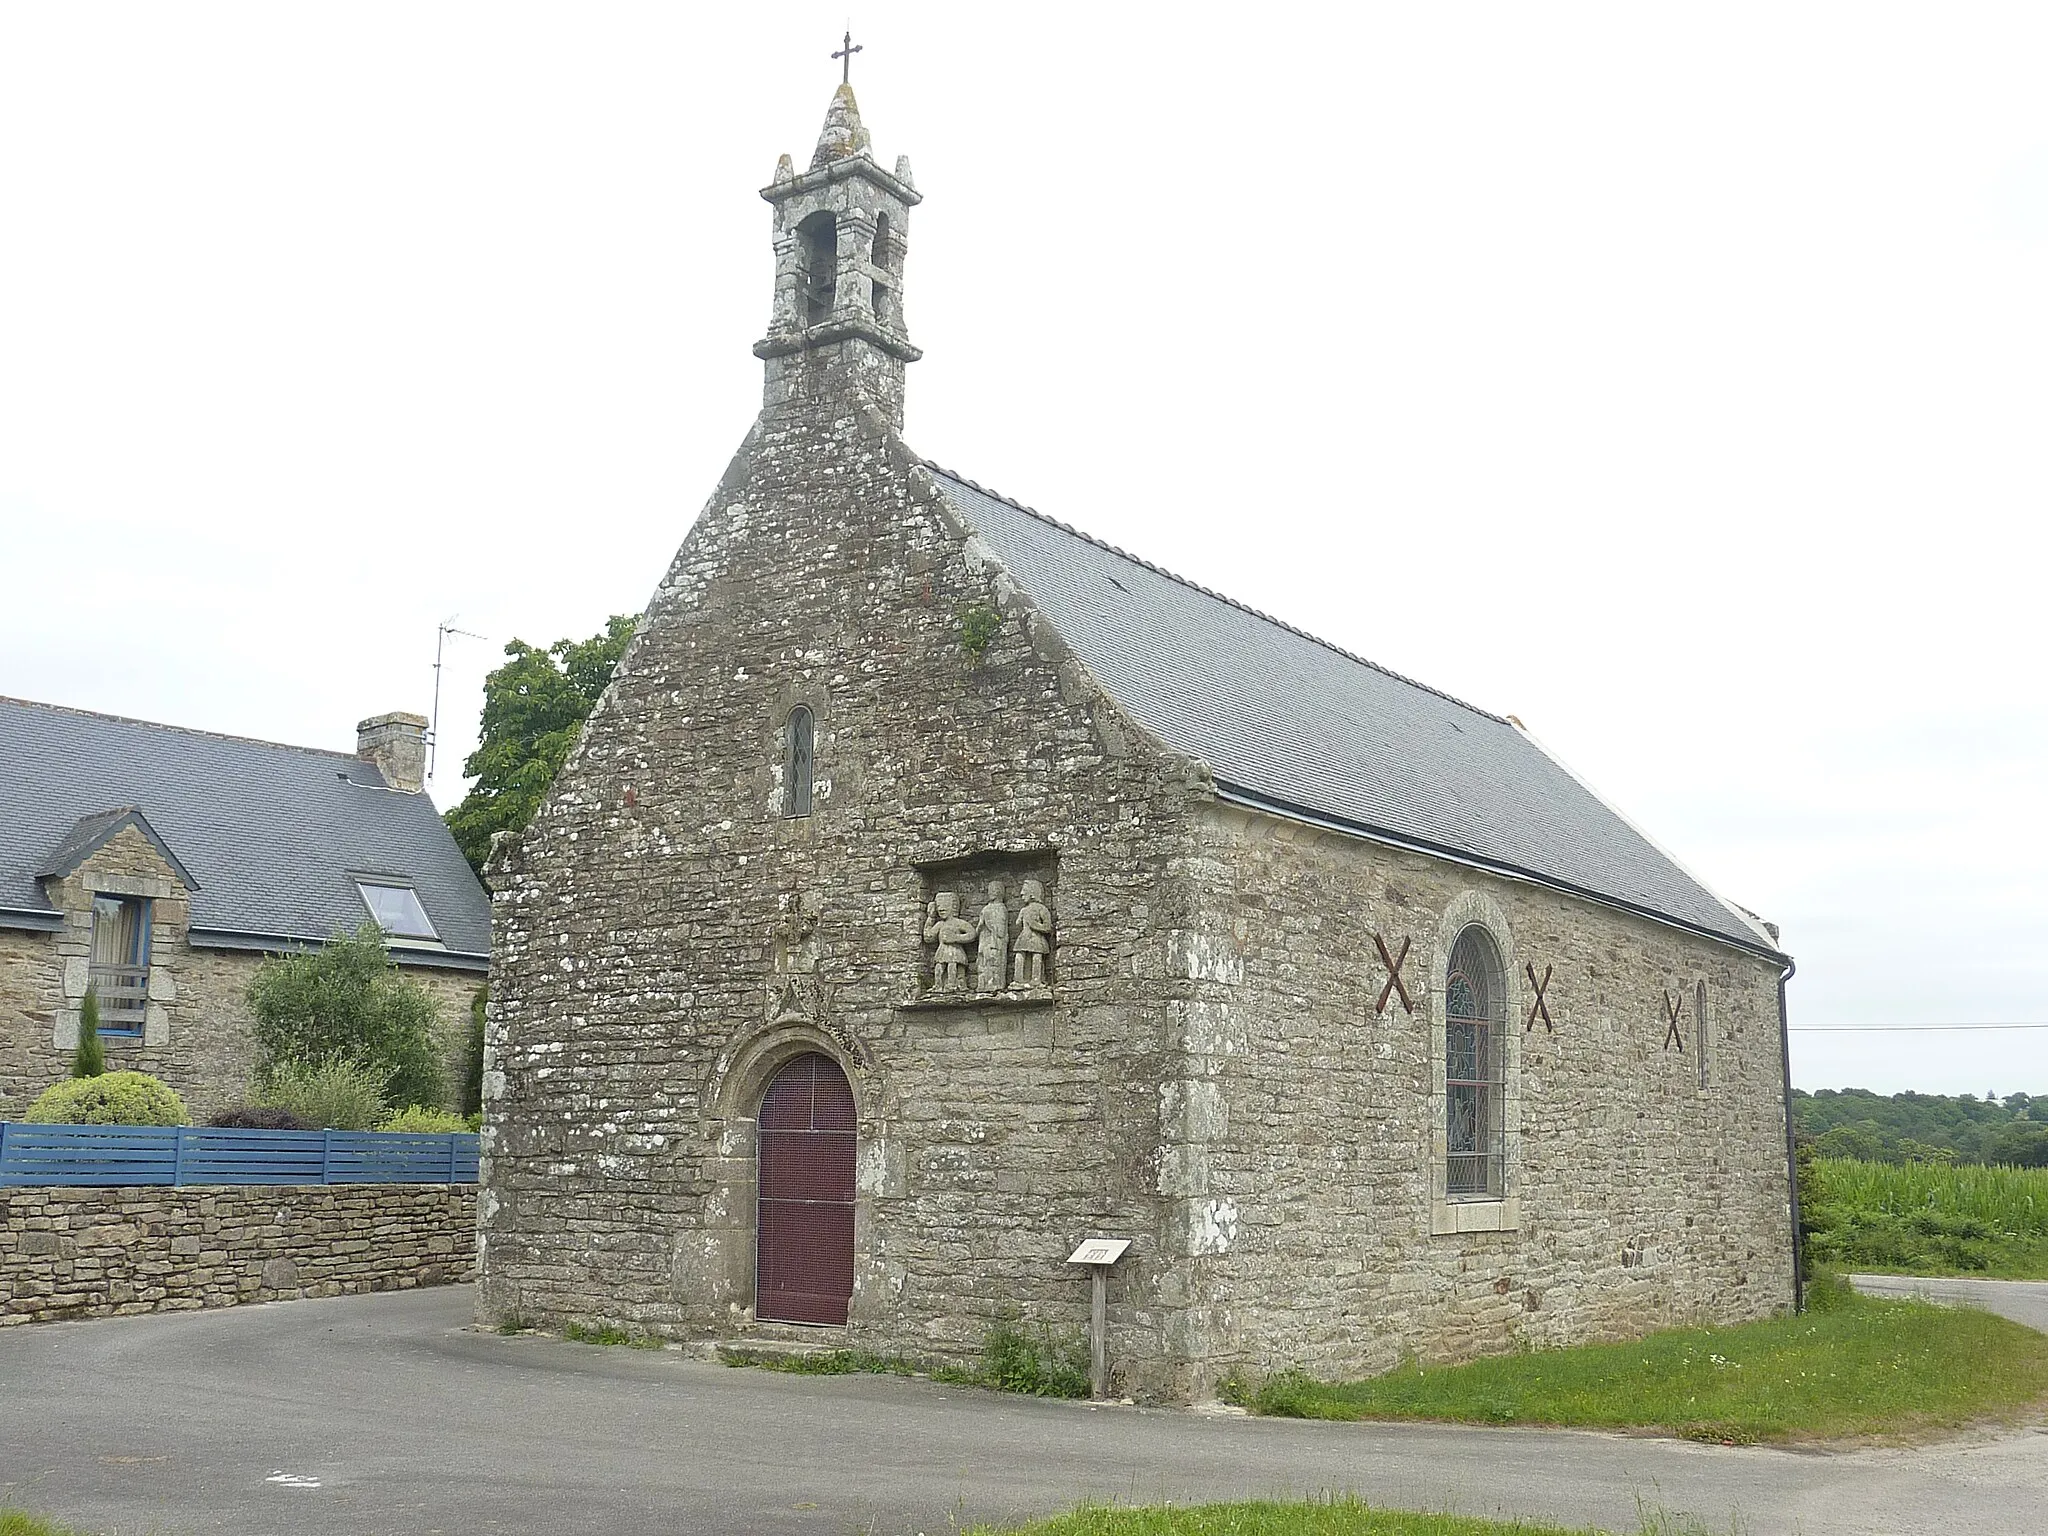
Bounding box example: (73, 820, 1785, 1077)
(906, 849, 1058, 1008)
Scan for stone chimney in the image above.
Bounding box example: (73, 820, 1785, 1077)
(356, 712, 429, 794)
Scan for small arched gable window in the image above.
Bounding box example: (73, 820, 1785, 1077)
(783, 706, 814, 817)
(1445, 924, 1506, 1199)
(797, 211, 838, 326)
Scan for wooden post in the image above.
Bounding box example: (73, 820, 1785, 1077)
(1090, 1265, 1109, 1399)
(1065, 1238, 1131, 1401)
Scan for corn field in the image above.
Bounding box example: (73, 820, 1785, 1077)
(1815, 1157, 2048, 1241)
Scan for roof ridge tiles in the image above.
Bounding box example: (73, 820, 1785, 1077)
(0, 695, 357, 761)
(920, 462, 1509, 727)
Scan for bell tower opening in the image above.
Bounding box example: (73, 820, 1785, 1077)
(797, 211, 838, 326)
(870, 212, 895, 328)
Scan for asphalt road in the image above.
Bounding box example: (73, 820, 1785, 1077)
(2, 1286, 2044, 1536)
(1849, 1274, 2048, 1334)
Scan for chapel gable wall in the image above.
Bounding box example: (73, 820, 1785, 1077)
(479, 397, 1211, 1389)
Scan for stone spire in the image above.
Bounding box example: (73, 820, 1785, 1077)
(810, 83, 872, 169)
(755, 85, 923, 429)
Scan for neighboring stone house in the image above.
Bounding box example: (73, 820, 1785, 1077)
(479, 86, 1798, 1400)
(1, 700, 490, 1121)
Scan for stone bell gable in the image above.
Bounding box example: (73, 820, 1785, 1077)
(480, 82, 1797, 1401)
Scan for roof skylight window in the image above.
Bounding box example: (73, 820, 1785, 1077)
(355, 880, 439, 941)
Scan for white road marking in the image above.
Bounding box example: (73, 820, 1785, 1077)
(266, 1471, 322, 1489)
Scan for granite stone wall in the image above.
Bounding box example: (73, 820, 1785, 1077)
(0, 1183, 475, 1325)
(1155, 803, 1795, 1398)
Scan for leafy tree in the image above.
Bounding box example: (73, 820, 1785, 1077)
(70, 983, 106, 1079)
(1987, 1123, 2048, 1167)
(445, 615, 636, 877)
(1796, 1087, 2048, 1165)
(246, 925, 446, 1109)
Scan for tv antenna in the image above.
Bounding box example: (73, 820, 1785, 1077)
(429, 618, 487, 783)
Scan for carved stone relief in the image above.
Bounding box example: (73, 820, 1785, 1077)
(911, 852, 1057, 1006)
(759, 890, 869, 1068)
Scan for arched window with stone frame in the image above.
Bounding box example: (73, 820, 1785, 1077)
(1444, 923, 1508, 1200)
(782, 705, 815, 818)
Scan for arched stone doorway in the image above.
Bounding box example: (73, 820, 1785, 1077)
(755, 1051, 857, 1325)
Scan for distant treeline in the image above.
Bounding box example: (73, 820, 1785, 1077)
(1796, 1088, 2048, 1166)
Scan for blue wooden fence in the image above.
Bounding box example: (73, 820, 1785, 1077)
(0, 1123, 479, 1188)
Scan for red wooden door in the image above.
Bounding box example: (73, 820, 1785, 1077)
(755, 1052, 857, 1325)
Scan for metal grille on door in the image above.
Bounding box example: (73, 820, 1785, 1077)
(755, 1052, 857, 1325)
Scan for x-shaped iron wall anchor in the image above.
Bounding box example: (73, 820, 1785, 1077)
(1525, 963, 1554, 1032)
(1373, 932, 1415, 1015)
(1662, 990, 1686, 1052)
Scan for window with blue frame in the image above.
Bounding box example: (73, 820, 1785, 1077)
(88, 894, 152, 1036)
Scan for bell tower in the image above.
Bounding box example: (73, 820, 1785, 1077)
(754, 82, 923, 429)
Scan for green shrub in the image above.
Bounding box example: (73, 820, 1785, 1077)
(982, 1319, 1091, 1398)
(246, 925, 446, 1109)
(379, 1105, 471, 1134)
(23, 1070, 188, 1126)
(248, 1055, 388, 1131)
(70, 984, 106, 1079)
(207, 1104, 315, 1130)
(958, 602, 1001, 657)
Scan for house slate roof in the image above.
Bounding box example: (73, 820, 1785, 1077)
(930, 468, 1779, 957)
(0, 697, 490, 967)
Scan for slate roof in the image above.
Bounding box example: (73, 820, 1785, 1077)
(0, 697, 489, 966)
(931, 468, 1779, 957)
(37, 807, 198, 890)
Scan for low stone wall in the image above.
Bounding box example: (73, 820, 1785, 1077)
(0, 1184, 475, 1325)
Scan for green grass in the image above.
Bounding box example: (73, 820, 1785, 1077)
(1, 1513, 91, 1536)
(561, 1320, 665, 1349)
(723, 1345, 938, 1378)
(723, 1318, 1089, 1398)
(1249, 1277, 2048, 1443)
(963, 1495, 1729, 1536)
(1808, 1157, 2048, 1278)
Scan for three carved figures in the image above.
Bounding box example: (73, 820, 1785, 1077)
(923, 877, 1053, 995)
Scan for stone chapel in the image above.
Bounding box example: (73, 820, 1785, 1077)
(477, 84, 1799, 1400)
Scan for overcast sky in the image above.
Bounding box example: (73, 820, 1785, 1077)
(3, 5, 2043, 1097)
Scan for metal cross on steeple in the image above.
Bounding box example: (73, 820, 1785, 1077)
(832, 29, 862, 84)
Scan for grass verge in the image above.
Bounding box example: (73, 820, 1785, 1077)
(1, 1513, 90, 1536)
(963, 1495, 1726, 1535)
(561, 1320, 665, 1349)
(724, 1318, 1091, 1398)
(1250, 1275, 2048, 1443)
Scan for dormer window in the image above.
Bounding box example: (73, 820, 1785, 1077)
(355, 879, 439, 941)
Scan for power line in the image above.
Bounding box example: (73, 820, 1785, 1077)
(1790, 1023, 2048, 1032)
